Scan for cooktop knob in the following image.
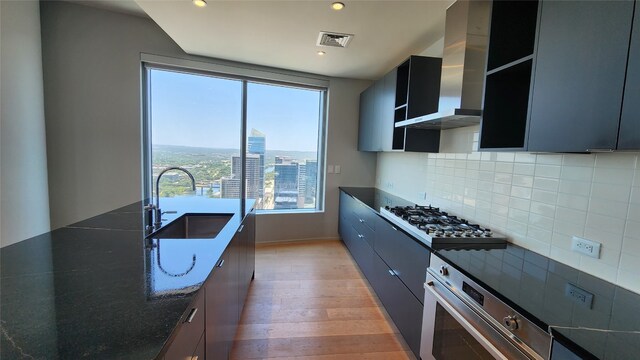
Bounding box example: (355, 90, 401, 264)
(439, 265, 449, 276)
(503, 315, 519, 331)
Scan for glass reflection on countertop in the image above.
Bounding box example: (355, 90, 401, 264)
(145, 238, 210, 300)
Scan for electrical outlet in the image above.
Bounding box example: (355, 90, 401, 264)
(565, 283, 594, 309)
(571, 236, 601, 259)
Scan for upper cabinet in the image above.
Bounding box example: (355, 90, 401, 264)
(620, 1, 640, 150)
(358, 56, 442, 153)
(480, 0, 640, 152)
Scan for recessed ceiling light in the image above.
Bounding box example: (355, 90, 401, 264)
(317, 51, 326, 56)
(193, 0, 207, 7)
(331, 2, 345, 10)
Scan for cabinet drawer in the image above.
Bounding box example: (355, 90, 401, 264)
(163, 291, 205, 360)
(354, 218, 375, 249)
(375, 216, 430, 303)
(353, 203, 377, 231)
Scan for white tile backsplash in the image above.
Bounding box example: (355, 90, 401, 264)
(376, 126, 640, 293)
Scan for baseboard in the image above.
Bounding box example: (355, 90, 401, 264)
(256, 236, 341, 247)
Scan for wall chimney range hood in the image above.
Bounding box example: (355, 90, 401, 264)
(396, 0, 491, 130)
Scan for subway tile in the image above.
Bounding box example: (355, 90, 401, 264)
(507, 218, 528, 236)
(624, 220, 640, 241)
(557, 193, 589, 212)
(558, 179, 592, 196)
(493, 183, 511, 195)
(555, 206, 587, 226)
(585, 213, 626, 236)
(491, 203, 509, 217)
(494, 172, 513, 185)
(588, 198, 629, 220)
(528, 225, 553, 243)
(481, 152, 496, 161)
(532, 189, 558, 205)
(455, 153, 468, 160)
(549, 246, 581, 268)
(560, 166, 594, 181)
(537, 154, 563, 165)
(478, 171, 494, 181)
(533, 177, 559, 192)
(468, 151, 481, 161)
(509, 197, 531, 212)
(522, 238, 551, 256)
(480, 161, 496, 172)
(513, 175, 534, 187)
(535, 164, 562, 178)
(563, 154, 596, 167)
(592, 167, 635, 186)
(509, 208, 530, 223)
(514, 163, 535, 176)
(634, 170, 640, 187)
(490, 213, 508, 230)
(496, 153, 515, 162)
(492, 193, 510, 206)
(595, 153, 638, 169)
(631, 187, 640, 205)
(467, 160, 480, 170)
(581, 229, 623, 253)
(551, 232, 572, 249)
(495, 162, 514, 174)
(530, 201, 556, 217)
(477, 189, 492, 201)
(511, 186, 533, 200)
(554, 220, 585, 238)
(529, 213, 554, 230)
(621, 236, 640, 256)
(618, 252, 637, 272)
(591, 182, 632, 203)
(628, 204, 640, 222)
(515, 153, 537, 163)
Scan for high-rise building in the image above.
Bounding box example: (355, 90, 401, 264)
(304, 160, 318, 205)
(220, 177, 240, 198)
(297, 163, 306, 207)
(230, 154, 261, 199)
(274, 162, 299, 209)
(248, 129, 265, 200)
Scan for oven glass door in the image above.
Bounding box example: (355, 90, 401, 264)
(421, 273, 531, 360)
(431, 302, 496, 359)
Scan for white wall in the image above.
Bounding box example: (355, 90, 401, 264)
(40, 1, 186, 229)
(257, 78, 377, 243)
(40, 2, 377, 239)
(0, 0, 51, 247)
(377, 126, 640, 293)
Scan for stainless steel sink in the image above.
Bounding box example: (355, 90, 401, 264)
(150, 214, 233, 239)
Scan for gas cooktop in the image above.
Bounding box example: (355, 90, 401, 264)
(380, 205, 507, 248)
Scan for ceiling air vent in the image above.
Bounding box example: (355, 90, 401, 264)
(317, 31, 354, 48)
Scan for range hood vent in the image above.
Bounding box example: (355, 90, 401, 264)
(396, 0, 491, 130)
(317, 31, 354, 48)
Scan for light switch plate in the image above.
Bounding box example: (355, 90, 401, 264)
(334, 165, 341, 174)
(571, 236, 601, 259)
(327, 165, 334, 174)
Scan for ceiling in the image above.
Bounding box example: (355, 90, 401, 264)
(70, 0, 455, 80)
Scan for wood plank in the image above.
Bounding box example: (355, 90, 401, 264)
(231, 240, 415, 360)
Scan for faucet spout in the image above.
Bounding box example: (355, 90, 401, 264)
(154, 166, 196, 228)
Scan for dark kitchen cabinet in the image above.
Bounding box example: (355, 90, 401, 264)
(238, 210, 255, 316)
(619, 0, 640, 150)
(205, 247, 237, 360)
(370, 251, 423, 358)
(338, 189, 428, 359)
(528, 0, 634, 152)
(480, 0, 640, 152)
(163, 291, 206, 360)
(375, 217, 430, 303)
(358, 56, 442, 153)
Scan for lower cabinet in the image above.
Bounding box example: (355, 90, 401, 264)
(339, 190, 428, 359)
(370, 252, 423, 358)
(163, 291, 206, 360)
(160, 209, 256, 360)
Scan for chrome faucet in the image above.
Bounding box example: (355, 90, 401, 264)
(153, 166, 196, 228)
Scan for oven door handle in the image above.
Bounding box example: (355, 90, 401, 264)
(425, 280, 513, 360)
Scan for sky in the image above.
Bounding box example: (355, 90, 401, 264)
(150, 69, 322, 152)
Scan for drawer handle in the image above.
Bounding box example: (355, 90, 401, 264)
(217, 259, 225, 268)
(388, 269, 397, 276)
(391, 226, 398, 231)
(238, 225, 245, 233)
(185, 308, 198, 323)
(359, 219, 364, 223)
(358, 234, 364, 239)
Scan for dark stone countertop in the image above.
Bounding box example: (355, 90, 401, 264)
(340, 187, 640, 360)
(0, 197, 253, 360)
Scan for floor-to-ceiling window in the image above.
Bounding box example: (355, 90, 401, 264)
(143, 65, 327, 212)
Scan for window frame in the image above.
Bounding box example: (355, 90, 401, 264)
(141, 58, 328, 214)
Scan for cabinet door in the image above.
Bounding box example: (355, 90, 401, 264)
(379, 69, 397, 151)
(358, 84, 378, 152)
(375, 217, 430, 303)
(238, 211, 255, 314)
(205, 248, 237, 360)
(371, 253, 423, 358)
(528, 1, 634, 152)
(619, 0, 640, 150)
(164, 291, 205, 360)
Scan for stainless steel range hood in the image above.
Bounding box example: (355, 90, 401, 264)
(396, 0, 491, 130)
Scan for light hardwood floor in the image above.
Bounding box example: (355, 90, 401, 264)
(230, 239, 416, 360)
